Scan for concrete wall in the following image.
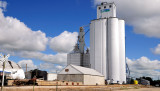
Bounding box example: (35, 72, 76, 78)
(83, 75, 105, 85)
(57, 74, 83, 82)
(58, 74, 105, 85)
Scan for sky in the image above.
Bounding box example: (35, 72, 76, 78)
(0, 0, 160, 80)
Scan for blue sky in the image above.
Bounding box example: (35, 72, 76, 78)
(5, 0, 95, 36)
(1, 0, 160, 79)
(4, 0, 158, 59)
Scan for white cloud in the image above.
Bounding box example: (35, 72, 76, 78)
(49, 65, 64, 73)
(39, 62, 64, 73)
(0, 8, 74, 65)
(0, 2, 77, 66)
(94, 0, 160, 38)
(39, 62, 54, 70)
(0, 8, 48, 52)
(49, 31, 78, 53)
(18, 60, 65, 73)
(0, 1, 7, 10)
(56, 65, 64, 70)
(126, 57, 160, 80)
(19, 51, 67, 65)
(18, 60, 37, 71)
(151, 44, 160, 55)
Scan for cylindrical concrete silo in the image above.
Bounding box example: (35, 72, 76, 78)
(90, 19, 108, 79)
(94, 20, 102, 73)
(108, 17, 120, 83)
(119, 20, 126, 84)
(101, 19, 107, 79)
(90, 20, 95, 69)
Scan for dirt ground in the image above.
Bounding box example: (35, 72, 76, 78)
(115, 88, 160, 91)
(1, 85, 160, 91)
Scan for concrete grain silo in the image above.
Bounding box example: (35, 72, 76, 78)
(90, 2, 126, 84)
(108, 18, 120, 83)
(66, 2, 126, 84)
(118, 20, 126, 83)
(90, 19, 107, 78)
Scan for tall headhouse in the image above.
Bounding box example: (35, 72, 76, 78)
(67, 27, 90, 68)
(90, 2, 126, 84)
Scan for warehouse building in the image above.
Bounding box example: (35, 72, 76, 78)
(57, 64, 105, 85)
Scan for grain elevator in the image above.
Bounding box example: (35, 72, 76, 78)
(67, 2, 126, 84)
(90, 2, 126, 84)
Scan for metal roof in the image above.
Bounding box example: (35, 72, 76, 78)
(59, 64, 104, 76)
(0, 60, 21, 69)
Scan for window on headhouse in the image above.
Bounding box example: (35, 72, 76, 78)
(104, 6, 106, 8)
(109, 5, 112, 8)
(99, 7, 101, 10)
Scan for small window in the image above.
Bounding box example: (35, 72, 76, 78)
(65, 69, 69, 72)
(99, 7, 101, 10)
(109, 5, 112, 8)
(104, 6, 106, 8)
(101, 3, 103, 5)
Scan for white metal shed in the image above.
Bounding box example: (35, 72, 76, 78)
(58, 64, 105, 85)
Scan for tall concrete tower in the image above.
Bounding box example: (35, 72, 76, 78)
(90, 2, 126, 84)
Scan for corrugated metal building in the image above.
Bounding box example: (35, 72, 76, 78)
(57, 64, 105, 85)
(67, 53, 81, 66)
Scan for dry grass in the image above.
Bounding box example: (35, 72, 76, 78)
(1, 85, 153, 91)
